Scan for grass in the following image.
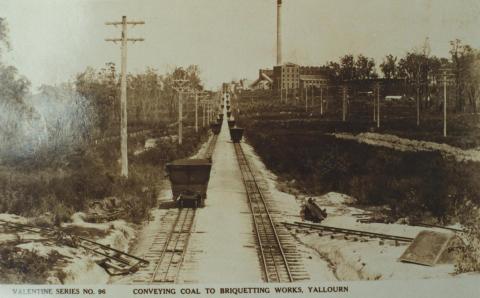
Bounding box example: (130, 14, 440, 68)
(0, 245, 65, 283)
(0, 126, 209, 225)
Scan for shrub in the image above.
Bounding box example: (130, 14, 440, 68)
(0, 246, 63, 283)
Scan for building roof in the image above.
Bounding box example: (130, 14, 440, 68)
(251, 70, 273, 87)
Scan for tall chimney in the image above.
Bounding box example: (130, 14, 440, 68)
(276, 0, 282, 65)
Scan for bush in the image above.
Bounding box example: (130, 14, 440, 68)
(454, 203, 480, 273)
(0, 247, 63, 283)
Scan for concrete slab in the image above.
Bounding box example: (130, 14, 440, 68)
(180, 115, 262, 283)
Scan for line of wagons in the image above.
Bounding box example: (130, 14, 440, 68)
(165, 97, 244, 208)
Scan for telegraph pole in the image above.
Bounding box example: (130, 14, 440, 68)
(311, 86, 314, 107)
(195, 91, 198, 132)
(320, 86, 324, 116)
(173, 79, 190, 145)
(441, 68, 452, 137)
(105, 16, 144, 178)
(376, 83, 381, 128)
(444, 71, 447, 137)
(306, 86, 309, 111)
(342, 86, 347, 122)
(443, 71, 447, 137)
(416, 77, 420, 126)
(202, 102, 206, 127)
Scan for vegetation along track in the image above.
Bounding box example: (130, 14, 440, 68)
(233, 143, 309, 282)
(132, 208, 196, 284)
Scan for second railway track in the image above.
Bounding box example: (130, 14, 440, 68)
(133, 208, 196, 284)
(234, 142, 308, 283)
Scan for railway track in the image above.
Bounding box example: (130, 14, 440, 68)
(132, 208, 196, 284)
(204, 134, 219, 159)
(283, 221, 414, 243)
(233, 143, 308, 283)
(131, 132, 216, 283)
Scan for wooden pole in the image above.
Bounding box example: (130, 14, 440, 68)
(105, 16, 144, 178)
(305, 86, 308, 112)
(195, 91, 198, 133)
(178, 92, 183, 144)
(443, 71, 447, 137)
(376, 84, 380, 128)
(320, 87, 323, 115)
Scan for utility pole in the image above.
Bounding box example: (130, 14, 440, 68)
(373, 88, 376, 122)
(311, 86, 314, 107)
(105, 16, 144, 178)
(376, 83, 381, 128)
(173, 79, 190, 145)
(320, 86, 324, 116)
(342, 86, 347, 122)
(441, 68, 452, 137)
(202, 102, 206, 127)
(195, 91, 198, 132)
(416, 76, 420, 127)
(207, 101, 210, 124)
(193, 90, 207, 133)
(305, 86, 308, 112)
(444, 71, 447, 137)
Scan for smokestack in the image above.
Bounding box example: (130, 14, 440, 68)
(276, 0, 282, 65)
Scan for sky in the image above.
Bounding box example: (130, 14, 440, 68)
(2, 0, 480, 90)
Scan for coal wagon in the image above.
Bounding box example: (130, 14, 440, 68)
(230, 127, 244, 143)
(166, 159, 212, 208)
(210, 123, 221, 135)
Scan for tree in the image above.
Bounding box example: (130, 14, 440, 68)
(339, 54, 356, 80)
(355, 54, 377, 79)
(75, 64, 118, 135)
(0, 17, 10, 59)
(161, 65, 203, 118)
(325, 61, 341, 82)
(449, 39, 477, 112)
(380, 54, 398, 79)
(0, 19, 33, 158)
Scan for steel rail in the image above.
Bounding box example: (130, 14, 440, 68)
(234, 143, 293, 282)
(158, 208, 190, 282)
(173, 208, 195, 282)
(284, 221, 414, 242)
(149, 208, 185, 283)
(148, 208, 195, 283)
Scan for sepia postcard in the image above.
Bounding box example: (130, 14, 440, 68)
(0, 0, 479, 297)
